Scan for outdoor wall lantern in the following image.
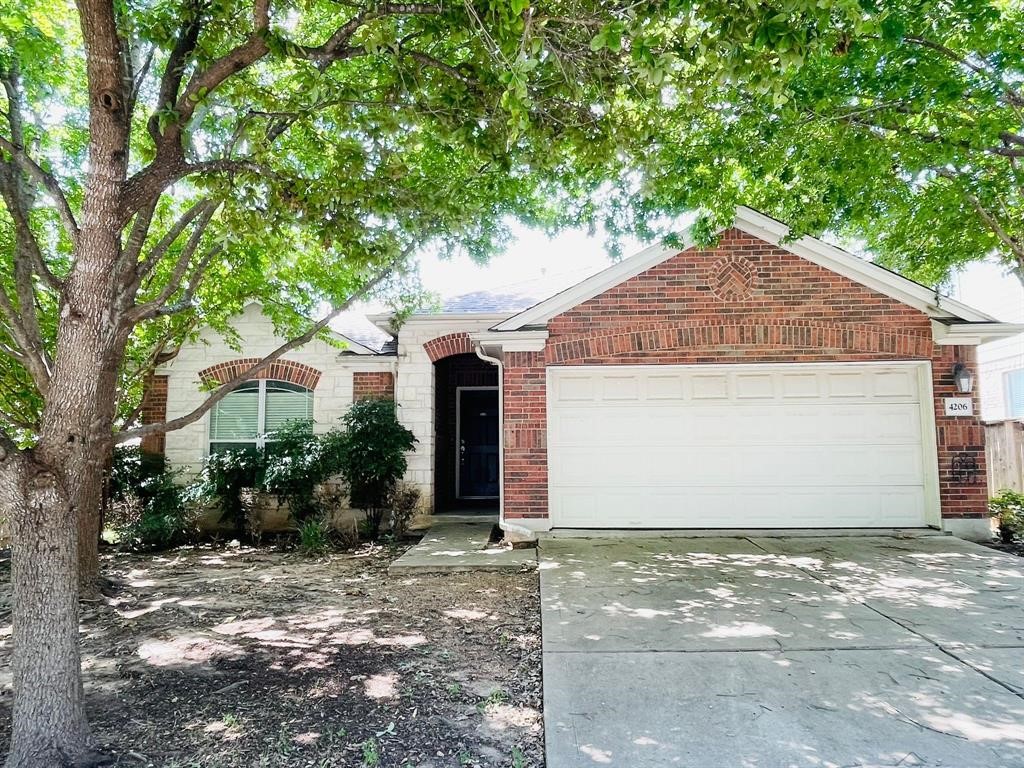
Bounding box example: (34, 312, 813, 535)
(952, 362, 974, 394)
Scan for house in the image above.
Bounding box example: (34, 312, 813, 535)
(949, 260, 1024, 421)
(144, 207, 1024, 541)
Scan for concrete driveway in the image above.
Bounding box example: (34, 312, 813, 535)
(539, 534, 1024, 767)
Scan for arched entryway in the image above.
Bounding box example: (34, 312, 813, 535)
(432, 352, 499, 513)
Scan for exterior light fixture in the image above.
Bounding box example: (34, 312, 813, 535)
(952, 362, 974, 394)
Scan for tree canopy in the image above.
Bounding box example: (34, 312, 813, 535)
(621, 0, 1024, 285)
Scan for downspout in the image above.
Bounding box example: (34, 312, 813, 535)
(474, 344, 534, 539)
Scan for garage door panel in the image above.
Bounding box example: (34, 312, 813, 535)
(547, 364, 933, 529)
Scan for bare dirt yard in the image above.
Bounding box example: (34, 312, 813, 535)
(0, 543, 542, 767)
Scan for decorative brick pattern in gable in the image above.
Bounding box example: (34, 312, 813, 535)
(353, 371, 395, 400)
(501, 228, 988, 524)
(198, 358, 322, 389)
(423, 332, 474, 363)
(139, 374, 168, 455)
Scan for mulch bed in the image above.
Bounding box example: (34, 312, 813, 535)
(0, 543, 543, 767)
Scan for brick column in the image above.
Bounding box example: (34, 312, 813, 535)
(931, 344, 989, 521)
(140, 375, 169, 456)
(503, 351, 548, 520)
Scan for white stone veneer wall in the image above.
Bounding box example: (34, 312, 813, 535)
(158, 303, 395, 476)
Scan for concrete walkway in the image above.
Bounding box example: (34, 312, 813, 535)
(540, 534, 1024, 767)
(389, 519, 536, 573)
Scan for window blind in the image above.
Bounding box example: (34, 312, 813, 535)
(1008, 369, 1024, 419)
(264, 382, 313, 433)
(210, 384, 260, 440)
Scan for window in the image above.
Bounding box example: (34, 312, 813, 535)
(209, 380, 313, 454)
(1007, 369, 1024, 419)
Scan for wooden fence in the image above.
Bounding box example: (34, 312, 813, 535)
(985, 420, 1024, 495)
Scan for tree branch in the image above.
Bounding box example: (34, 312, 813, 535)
(0, 112, 80, 247)
(938, 169, 1024, 262)
(146, 0, 207, 143)
(134, 198, 218, 280)
(128, 207, 220, 324)
(902, 35, 1024, 111)
(116, 261, 402, 442)
(0, 289, 50, 394)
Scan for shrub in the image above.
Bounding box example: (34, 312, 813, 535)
(185, 446, 264, 540)
(261, 421, 347, 522)
(989, 489, 1024, 543)
(107, 447, 193, 551)
(388, 481, 421, 538)
(338, 398, 416, 539)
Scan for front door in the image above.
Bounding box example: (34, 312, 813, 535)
(458, 388, 499, 498)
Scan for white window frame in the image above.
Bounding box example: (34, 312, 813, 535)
(207, 379, 312, 454)
(1005, 368, 1024, 419)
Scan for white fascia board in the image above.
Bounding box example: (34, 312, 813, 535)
(492, 240, 689, 331)
(470, 330, 549, 352)
(734, 207, 995, 323)
(931, 319, 1024, 346)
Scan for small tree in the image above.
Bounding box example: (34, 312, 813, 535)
(338, 399, 416, 539)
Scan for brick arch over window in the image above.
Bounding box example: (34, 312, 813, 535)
(547, 320, 935, 365)
(199, 358, 322, 389)
(424, 332, 474, 363)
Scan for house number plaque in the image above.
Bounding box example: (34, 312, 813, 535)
(943, 397, 974, 417)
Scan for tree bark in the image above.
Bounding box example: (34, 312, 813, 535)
(2, 454, 96, 767)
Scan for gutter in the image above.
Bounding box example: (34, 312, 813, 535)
(474, 344, 534, 540)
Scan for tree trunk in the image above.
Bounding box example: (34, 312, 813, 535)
(2, 454, 97, 767)
(5, 220, 129, 768)
(77, 471, 104, 597)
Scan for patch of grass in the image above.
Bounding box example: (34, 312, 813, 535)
(297, 517, 331, 556)
(477, 687, 510, 713)
(361, 737, 380, 767)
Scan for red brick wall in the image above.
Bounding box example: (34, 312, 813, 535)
(140, 375, 168, 455)
(932, 344, 987, 520)
(198, 358, 322, 389)
(503, 351, 548, 520)
(501, 228, 988, 523)
(353, 371, 395, 400)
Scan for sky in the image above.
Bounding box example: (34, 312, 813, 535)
(415, 224, 646, 302)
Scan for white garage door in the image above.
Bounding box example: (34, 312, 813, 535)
(547, 363, 937, 529)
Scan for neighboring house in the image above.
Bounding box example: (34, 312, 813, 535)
(950, 260, 1024, 421)
(145, 207, 1023, 541)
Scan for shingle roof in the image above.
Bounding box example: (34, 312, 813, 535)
(441, 290, 544, 313)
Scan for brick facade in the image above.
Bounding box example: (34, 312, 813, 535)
(198, 358, 322, 390)
(501, 228, 988, 523)
(139, 374, 169, 455)
(353, 371, 395, 400)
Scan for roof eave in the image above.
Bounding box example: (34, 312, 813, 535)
(931, 319, 1024, 346)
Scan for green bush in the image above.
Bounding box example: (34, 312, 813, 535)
(184, 446, 264, 540)
(338, 398, 416, 539)
(989, 489, 1024, 543)
(107, 447, 193, 551)
(261, 421, 347, 522)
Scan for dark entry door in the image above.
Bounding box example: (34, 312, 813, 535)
(458, 388, 499, 498)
